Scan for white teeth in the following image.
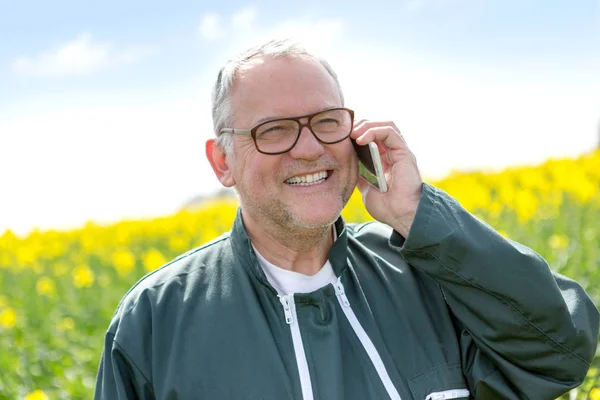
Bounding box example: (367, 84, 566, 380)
(286, 171, 328, 186)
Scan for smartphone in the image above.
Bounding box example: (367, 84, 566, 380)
(352, 140, 388, 193)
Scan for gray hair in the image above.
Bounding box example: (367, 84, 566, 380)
(212, 38, 345, 154)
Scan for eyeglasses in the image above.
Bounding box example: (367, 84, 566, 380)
(219, 107, 354, 155)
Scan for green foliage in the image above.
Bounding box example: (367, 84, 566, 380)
(1, 150, 599, 399)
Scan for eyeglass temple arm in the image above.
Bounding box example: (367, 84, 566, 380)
(220, 128, 252, 136)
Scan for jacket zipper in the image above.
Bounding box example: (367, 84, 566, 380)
(425, 389, 470, 400)
(279, 294, 314, 400)
(333, 276, 402, 400)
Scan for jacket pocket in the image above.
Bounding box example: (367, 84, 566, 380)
(407, 363, 470, 400)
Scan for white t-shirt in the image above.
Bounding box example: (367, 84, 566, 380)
(252, 227, 338, 296)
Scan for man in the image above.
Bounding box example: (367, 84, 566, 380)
(95, 39, 599, 399)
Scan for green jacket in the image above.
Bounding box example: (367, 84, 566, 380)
(94, 183, 599, 399)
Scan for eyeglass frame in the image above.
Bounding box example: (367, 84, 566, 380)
(218, 107, 355, 155)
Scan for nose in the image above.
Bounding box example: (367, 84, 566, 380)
(288, 125, 325, 160)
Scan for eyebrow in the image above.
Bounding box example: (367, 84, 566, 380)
(253, 115, 284, 126)
(252, 105, 341, 126)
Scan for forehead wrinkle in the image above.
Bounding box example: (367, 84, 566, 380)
(230, 57, 342, 129)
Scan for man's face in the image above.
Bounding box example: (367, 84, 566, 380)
(226, 56, 358, 231)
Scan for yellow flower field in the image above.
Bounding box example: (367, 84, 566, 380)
(0, 150, 599, 399)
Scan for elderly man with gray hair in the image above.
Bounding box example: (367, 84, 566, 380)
(95, 38, 599, 400)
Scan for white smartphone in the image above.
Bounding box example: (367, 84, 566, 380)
(352, 140, 388, 193)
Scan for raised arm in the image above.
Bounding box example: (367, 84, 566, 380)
(393, 183, 599, 398)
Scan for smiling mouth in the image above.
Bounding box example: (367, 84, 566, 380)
(285, 170, 330, 186)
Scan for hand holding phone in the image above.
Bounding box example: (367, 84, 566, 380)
(350, 119, 423, 236)
(352, 140, 388, 193)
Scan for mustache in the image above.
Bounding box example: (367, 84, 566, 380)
(281, 160, 340, 179)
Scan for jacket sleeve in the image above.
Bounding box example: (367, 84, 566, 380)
(94, 332, 155, 400)
(392, 183, 599, 399)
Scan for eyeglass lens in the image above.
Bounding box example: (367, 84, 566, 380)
(254, 109, 352, 153)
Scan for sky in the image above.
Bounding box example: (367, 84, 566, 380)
(1, 0, 599, 235)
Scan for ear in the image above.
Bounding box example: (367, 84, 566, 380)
(206, 138, 235, 187)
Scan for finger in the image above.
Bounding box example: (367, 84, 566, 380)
(352, 120, 403, 143)
(355, 126, 408, 151)
(351, 119, 368, 139)
(354, 120, 400, 134)
(353, 118, 367, 127)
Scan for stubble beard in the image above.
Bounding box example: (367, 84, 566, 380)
(239, 179, 354, 244)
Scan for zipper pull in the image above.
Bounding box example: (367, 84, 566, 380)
(333, 277, 350, 307)
(425, 389, 470, 400)
(279, 294, 294, 324)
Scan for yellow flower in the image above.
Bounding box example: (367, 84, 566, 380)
(24, 389, 49, 400)
(112, 250, 136, 276)
(488, 201, 504, 218)
(143, 249, 167, 272)
(0, 307, 17, 329)
(15, 245, 37, 268)
(56, 317, 75, 333)
(0, 250, 12, 268)
(72, 265, 95, 288)
(590, 387, 600, 400)
(549, 234, 569, 250)
(79, 229, 97, 252)
(45, 236, 67, 258)
(513, 189, 538, 223)
(115, 225, 131, 246)
(341, 189, 373, 222)
(36, 277, 56, 297)
(168, 235, 189, 253)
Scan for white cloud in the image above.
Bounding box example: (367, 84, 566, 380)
(12, 33, 108, 76)
(265, 18, 344, 53)
(113, 46, 156, 65)
(11, 33, 154, 77)
(198, 7, 344, 55)
(199, 13, 224, 40)
(232, 6, 257, 30)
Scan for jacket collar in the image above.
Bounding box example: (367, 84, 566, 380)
(229, 208, 349, 294)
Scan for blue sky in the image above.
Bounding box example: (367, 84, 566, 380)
(1, 0, 599, 234)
